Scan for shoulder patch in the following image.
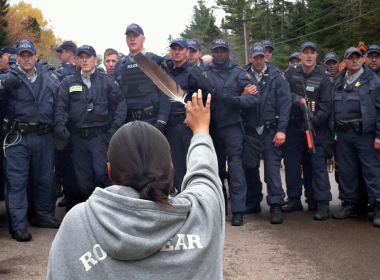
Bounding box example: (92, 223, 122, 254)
(162, 61, 167, 68)
(51, 73, 58, 79)
(245, 73, 251, 79)
(281, 72, 286, 80)
(202, 72, 208, 79)
(114, 80, 119, 86)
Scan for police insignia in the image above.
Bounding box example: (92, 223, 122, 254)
(69, 85, 82, 92)
(202, 72, 207, 78)
(245, 73, 251, 79)
(51, 73, 58, 79)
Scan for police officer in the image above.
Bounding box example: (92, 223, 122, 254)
(114, 23, 170, 130)
(8, 54, 17, 66)
(54, 41, 77, 82)
(282, 42, 333, 220)
(242, 43, 291, 224)
(330, 47, 380, 227)
(103, 48, 119, 76)
(324, 52, 340, 80)
(0, 46, 17, 73)
(54, 45, 127, 203)
(261, 40, 275, 66)
(289, 52, 301, 66)
(0, 39, 61, 241)
(167, 37, 212, 193)
(206, 39, 260, 226)
(364, 44, 380, 76)
(188, 39, 204, 68)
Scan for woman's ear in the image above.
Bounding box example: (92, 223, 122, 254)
(108, 162, 113, 183)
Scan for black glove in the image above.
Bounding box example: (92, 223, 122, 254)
(1, 77, 21, 91)
(154, 121, 165, 134)
(291, 92, 303, 106)
(53, 124, 70, 141)
(221, 94, 238, 108)
(108, 90, 124, 105)
(107, 125, 118, 139)
(45, 64, 55, 71)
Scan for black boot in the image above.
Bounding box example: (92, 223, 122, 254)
(231, 213, 244, 226)
(245, 203, 261, 214)
(332, 201, 357, 219)
(373, 201, 380, 227)
(282, 198, 303, 213)
(12, 229, 32, 242)
(270, 204, 283, 224)
(314, 201, 329, 221)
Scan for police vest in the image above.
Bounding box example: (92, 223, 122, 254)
(121, 53, 159, 99)
(170, 63, 196, 114)
(334, 76, 362, 121)
(289, 65, 325, 120)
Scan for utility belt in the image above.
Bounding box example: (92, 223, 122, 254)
(263, 119, 278, 133)
(75, 123, 111, 140)
(168, 113, 186, 126)
(3, 118, 51, 135)
(127, 106, 156, 121)
(336, 120, 362, 135)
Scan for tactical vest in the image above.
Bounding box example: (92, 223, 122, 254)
(334, 76, 362, 121)
(289, 65, 325, 121)
(121, 53, 158, 99)
(170, 63, 195, 114)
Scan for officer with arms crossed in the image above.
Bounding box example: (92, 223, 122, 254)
(0, 39, 61, 241)
(324, 52, 340, 80)
(167, 38, 213, 193)
(331, 47, 380, 227)
(364, 44, 380, 77)
(207, 39, 260, 226)
(243, 43, 291, 224)
(188, 39, 204, 68)
(283, 42, 333, 221)
(54, 45, 127, 203)
(114, 23, 170, 131)
(54, 41, 77, 82)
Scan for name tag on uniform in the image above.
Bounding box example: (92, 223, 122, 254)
(69, 86, 82, 92)
(355, 82, 360, 87)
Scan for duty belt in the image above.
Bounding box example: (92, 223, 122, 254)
(127, 106, 156, 121)
(7, 120, 51, 135)
(75, 123, 111, 140)
(168, 113, 186, 125)
(336, 120, 362, 135)
(264, 119, 278, 133)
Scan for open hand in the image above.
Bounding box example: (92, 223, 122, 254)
(185, 90, 211, 135)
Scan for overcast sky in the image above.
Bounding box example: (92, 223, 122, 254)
(9, 0, 225, 57)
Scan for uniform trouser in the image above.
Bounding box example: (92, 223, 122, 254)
(4, 132, 55, 232)
(245, 129, 286, 206)
(166, 122, 192, 192)
(0, 133, 4, 200)
(283, 123, 332, 201)
(336, 130, 380, 207)
(71, 131, 111, 200)
(218, 124, 247, 214)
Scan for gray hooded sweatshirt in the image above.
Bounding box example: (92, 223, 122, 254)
(47, 133, 225, 280)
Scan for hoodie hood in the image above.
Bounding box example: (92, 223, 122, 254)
(85, 185, 191, 261)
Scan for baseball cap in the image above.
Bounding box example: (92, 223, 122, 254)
(76, 45, 96, 57)
(344, 47, 362, 59)
(125, 23, 144, 36)
(289, 52, 301, 61)
(188, 39, 201, 51)
(261, 40, 274, 50)
(211, 39, 229, 50)
(365, 44, 380, 55)
(54, 41, 77, 53)
(17, 39, 36, 55)
(170, 37, 189, 49)
(324, 52, 339, 64)
(0, 46, 17, 56)
(250, 43, 265, 57)
(8, 54, 17, 65)
(300, 42, 317, 52)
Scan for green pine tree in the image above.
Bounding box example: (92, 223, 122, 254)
(0, 0, 11, 48)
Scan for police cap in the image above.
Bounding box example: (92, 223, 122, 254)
(211, 39, 229, 50)
(8, 54, 17, 65)
(54, 41, 77, 53)
(17, 39, 36, 55)
(125, 23, 144, 36)
(261, 40, 274, 50)
(170, 37, 189, 49)
(324, 52, 339, 64)
(188, 39, 201, 51)
(365, 44, 380, 55)
(0, 46, 17, 56)
(250, 43, 265, 57)
(300, 42, 317, 52)
(76, 45, 96, 57)
(344, 47, 362, 59)
(289, 52, 300, 61)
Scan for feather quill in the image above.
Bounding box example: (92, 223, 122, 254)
(134, 53, 186, 105)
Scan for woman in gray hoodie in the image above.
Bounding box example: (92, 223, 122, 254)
(47, 91, 225, 280)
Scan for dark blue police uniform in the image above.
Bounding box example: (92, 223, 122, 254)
(283, 64, 333, 204)
(243, 62, 291, 208)
(114, 52, 171, 126)
(0, 64, 60, 232)
(167, 60, 212, 192)
(55, 63, 76, 82)
(55, 67, 127, 200)
(207, 57, 260, 215)
(331, 65, 380, 210)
